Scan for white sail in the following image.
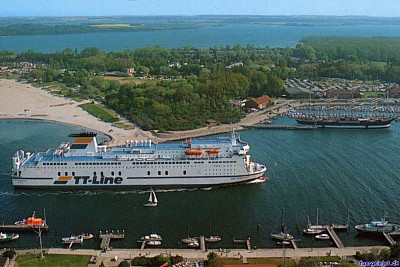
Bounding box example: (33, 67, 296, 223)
(148, 190, 154, 202)
(152, 190, 158, 203)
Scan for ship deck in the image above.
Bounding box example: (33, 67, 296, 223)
(22, 136, 244, 166)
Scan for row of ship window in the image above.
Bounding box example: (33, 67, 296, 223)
(58, 171, 122, 176)
(44, 161, 235, 166)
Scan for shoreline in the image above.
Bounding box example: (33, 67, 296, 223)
(16, 246, 387, 265)
(0, 78, 296, 144)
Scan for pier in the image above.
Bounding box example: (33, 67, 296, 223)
(290, 240, 299, 249)
(326, 227, 344, 249)
(383, 232, 397, 246)
(233, 237, 252, 250)
(0, 223, 49, 232)
(242, 124, 317, 130)
(99, 230, 125, 251)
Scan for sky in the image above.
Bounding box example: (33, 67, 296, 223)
(1, 0, 399, 17)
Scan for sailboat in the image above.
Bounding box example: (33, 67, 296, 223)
(181, 221, 198, 244)
(303, 208, 325, 235)
(271, 209, 294, 241)
(143, 189, 158, 207)
(205, 219, 221, 243)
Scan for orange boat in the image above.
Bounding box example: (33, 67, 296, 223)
(185, 150, 203, 156)
(206, 149, 220, 154)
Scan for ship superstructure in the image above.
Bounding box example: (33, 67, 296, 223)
(12, 130, 266, 189)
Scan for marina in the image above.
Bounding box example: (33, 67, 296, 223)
(1, 119, 400, 250)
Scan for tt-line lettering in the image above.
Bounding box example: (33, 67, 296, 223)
(73, 176, 123, 185)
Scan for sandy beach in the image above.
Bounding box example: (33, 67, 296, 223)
(0, 78, 295, 144)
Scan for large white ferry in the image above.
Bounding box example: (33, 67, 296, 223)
(12, 130, 266, 189)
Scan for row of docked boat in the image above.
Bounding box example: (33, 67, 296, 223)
(271, 209, 400, 246)
(0, 211, 47, 244)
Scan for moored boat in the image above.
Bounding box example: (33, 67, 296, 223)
(355, 216, 400, 234)
(0, 233, 19, 242)
(296, 115, 395, 129)
(139, 233, 162, 242)
(80, 233, 94, 240)
(187, 241, 199, 248)
(271, 209, 294, 241)
(62, 235, 83, 244)
(181, 237, 198, 244)
(205, 235, 221, 243)
(315, 234, 330, 240)
(146, 240, 162, 246)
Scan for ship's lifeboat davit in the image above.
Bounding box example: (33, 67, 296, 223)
(185, 150, 203, 156)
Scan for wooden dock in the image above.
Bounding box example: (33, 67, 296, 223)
(326, 227, 344, 248)
(0, 223, 49, 232)
(242, 124, 317, 130)
(99, 230, 125, 251)
(246, 237, 251, 250)
(233, 237, 252, 250)
(290, 240, 299, 249)
(383, 232, 397, 246)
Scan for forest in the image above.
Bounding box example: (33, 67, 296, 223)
(1, 36, 400, 130)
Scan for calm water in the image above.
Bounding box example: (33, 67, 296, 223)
(1, 119, 400, 250)
(2, 23, 400, 52)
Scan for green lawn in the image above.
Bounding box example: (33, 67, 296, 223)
(17, 254, 90, 267)
(79, 103, 120, 123)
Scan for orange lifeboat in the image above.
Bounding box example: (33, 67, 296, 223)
(206, 149, 220, 154)
(185, 149, 203, 156)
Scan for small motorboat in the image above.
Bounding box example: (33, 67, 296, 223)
(0, 233, 19, 242)
(80, 233, 94, 240)
(62, 235, 84, 244)
(146, 240, 162, 246)
(181, 236, 198, 244)
(187, 241, 199, 248)
(315, 234, 330, 240)
(205, 235, 221, 243)
(276, 241, 291, 246)
(139, 233, 162, 242)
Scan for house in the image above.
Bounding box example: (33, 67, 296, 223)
(386, 88, 400, 98)
(168, 62, 181, 68)
(226, 62, 243, 69)
(285, 87, 313, 99)
(124, 67, 135, 77)
(244, 95, 271, 109)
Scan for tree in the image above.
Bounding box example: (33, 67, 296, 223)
(206, 252, 220, 267)
(118, 260, 131, 267)
(2, 249, 16, 258)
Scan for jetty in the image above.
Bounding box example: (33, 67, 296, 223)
(242, 124, 317, 130)
(383, 232, 397, 246)
(0, 223, 49, 232)
(233, 237, 252, 250)
(99, 230, 125, 251)
(326, 227, 344, 249)
(290, 239, 299, 249)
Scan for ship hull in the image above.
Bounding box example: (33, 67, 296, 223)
(296, 118, 394, 129)
(12, 171, 266, 190)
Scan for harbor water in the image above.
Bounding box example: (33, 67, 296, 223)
(1, 119, 399, 250)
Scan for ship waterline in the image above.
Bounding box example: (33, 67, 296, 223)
(12, 130, 266, 189)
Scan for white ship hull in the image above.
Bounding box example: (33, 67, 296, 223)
(12, 130, 267, 189)
(12, 171, 265, 189)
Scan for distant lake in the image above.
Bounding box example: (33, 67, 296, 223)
(2, 23, 400, 52)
